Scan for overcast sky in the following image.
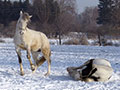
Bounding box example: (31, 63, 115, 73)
(76, 0, 99, 14)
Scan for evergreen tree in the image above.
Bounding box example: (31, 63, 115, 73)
(12, 1, 22, 21)
(98, 0, 120, 28)
(32, 0, 60, 24)
(48, 0, 60, 23)
(23, 0, 30, 12)
(0, 0, 32, 25)
(0, 0, 4, 24)
(111, 0, 120, 27)
(1, 0, 12, 26)
(97, 0, 114, 25)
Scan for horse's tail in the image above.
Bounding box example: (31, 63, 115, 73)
(32, 52, 46, 67)
(49, 51, 51, 57)
(36, 56, 46, 66)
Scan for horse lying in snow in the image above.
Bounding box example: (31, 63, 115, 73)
(14, 11, 51, 76)
(67, 59, 113, 82)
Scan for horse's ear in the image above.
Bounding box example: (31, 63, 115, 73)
(29, 15, 32, 18)
(20, 11, 23, 16)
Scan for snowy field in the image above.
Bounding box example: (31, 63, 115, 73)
(0, 40, 120, 90)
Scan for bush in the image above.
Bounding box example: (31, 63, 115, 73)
(0, 39, 5, 43)
(0, 21, 16, 38)
(63, 35, 89, 45)
(79, 35, 89, 45)
(63, 38, 80, 45)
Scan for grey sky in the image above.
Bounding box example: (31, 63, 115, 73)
(76, 0, 99, 14)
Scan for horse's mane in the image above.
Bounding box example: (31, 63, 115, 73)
(22, 12, 30, 20)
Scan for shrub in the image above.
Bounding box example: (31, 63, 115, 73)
(0, 39, 5, 43)
(63, 36, 89, 45)
(63, 38, 80, 45)
(79, 35, 89, 45)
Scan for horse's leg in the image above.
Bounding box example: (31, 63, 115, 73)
(16, 47, 24, 76)
(72, 60, 93, 70)
(42, 48, 51, 76)
(45, 57, 51, 76)
(26, 48, 36, 72)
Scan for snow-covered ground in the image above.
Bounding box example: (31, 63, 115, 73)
(0, 40, 120, 90)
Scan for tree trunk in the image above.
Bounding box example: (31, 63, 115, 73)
(98, 34, 102, 46)
(55, 21, 62, 45)
(58, 31, 62, 45)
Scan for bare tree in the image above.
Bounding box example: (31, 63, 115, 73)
(32, 0, 60, 35)
(77, 6, 109, 46)
(54, 0, 76, 45)
(78, 6, 98, 33)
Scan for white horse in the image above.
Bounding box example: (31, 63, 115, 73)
(14, 11, 51, 76)
(67, 59, 113, 82)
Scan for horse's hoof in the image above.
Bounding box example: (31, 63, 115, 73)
(44, 72, 50, 76)
(32, 66, 37, 74)
(20, 72, 24, 76)
(31, 64, 36, 71)
(31, 64, 37, 72)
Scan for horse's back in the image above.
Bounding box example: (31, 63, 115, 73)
(91, 59, 113, 81)
(92, 63, 113, 81)
(93, 59, 112, 67)
(29, 29, 49, 41)
(29, 29, 50, 50)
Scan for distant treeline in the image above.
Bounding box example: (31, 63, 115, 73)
(0, 0, 30, 26)
(1, 0, 120, 46)
(0, 0, 60, 26)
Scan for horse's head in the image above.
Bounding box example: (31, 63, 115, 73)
(17, 11, 32, 30)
